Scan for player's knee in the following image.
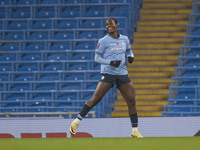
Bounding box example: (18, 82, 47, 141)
(86, 94, 102, 107)
(127, 95, 135, 102)
(126, 96, 136, 107)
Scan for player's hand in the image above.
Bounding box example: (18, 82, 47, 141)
(110, 60, 121, 67)
(127, 57, 134, 63)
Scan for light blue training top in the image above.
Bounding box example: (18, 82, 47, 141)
(95, 34, 134, 75)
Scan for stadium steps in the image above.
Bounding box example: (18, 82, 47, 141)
(134, 32, 186, 38)
(112, 0, 193, 117)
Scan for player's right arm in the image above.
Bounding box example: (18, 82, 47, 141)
(95, 39, 121, 67)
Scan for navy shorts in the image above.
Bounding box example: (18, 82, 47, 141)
(99, 73, 131, 88)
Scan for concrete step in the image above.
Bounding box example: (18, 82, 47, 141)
(118, 94, 169, 100)
(134, 37, 183, 43)
(128, 72, 175, 77)
(134, 32, 186, 38)
(132, 49, 180, 55)
(132, 83, 171, 89)
(115, 100, 168, 106)
(112, 111, 162, 117)
(134, 55, 178, 61)
(138, 20, 189, 26)
(115, 105, 164, 111)
(143, 0, 193, 2)
(138, 26, 187, 32)
(140, 9, 192, 14)
(132, 43, 181, 49)
(141, 14, 189, 20)
(134, 89, 169, 95)
(143, 3, 192, 9)
(127, 66, 175, 72)
(130, 78, 171, 84)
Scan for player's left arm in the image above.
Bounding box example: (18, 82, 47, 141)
(125, 37, 134, 64)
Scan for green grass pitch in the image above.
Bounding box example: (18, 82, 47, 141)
(0, 137, 200, 150)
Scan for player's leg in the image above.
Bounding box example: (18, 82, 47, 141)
(70, 81, 112, 135)
(118, 82, 143, 138)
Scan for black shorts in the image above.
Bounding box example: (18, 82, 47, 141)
(99, 73, 131, 88)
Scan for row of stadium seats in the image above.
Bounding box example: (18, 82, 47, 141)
(0, 0, 140, 5)
(0, 17, 128, 30)
(0, 28, 126, 40)
(0, 50, 95, 62)
(0, 61, 100, 72)
(162, 1, 200, 117)
(0, 4, 131, 19)
(0, 70, 100, 81)
(0, 40, 98, 51)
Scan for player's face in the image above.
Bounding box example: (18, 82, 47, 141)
(106, 19, 118, 34)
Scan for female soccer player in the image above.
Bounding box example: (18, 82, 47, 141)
(70, 17, 143, 138)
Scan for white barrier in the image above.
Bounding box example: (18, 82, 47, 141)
(0, 117, 200, 138)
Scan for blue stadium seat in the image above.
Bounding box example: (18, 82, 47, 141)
(39, 0, 58, 4)
(14, 73, 34, 81)
(0, 54, 16, 61)
(60, 6, 80, 18)
(29, 32, 49, 40)
(6, 93, 25, 101)
(57, 20, 77, 29)
(25, 43, 45, 51)
(11, 8, 31, 18)
(7, 21, 28, 30)
(21, 53, 41, 61)
(0, 7, 5, 18)
(78, 31, 98, 39)
(18, 63, 38, 72)
(5, 32, 24, 40)
(16, 0, 35, 5)
(10, 83, 30, 91)
(65, 73, 85, 80)
(32, 93, 52, 101)
(50, 43, 70, 50)
(0, 73, 9, 81)
(35, 83, 56, 91)
(81, 20, 101, 28)
(69, 63, 88, 71)
(0, 21, 2, 29)
(83, 93, 93, 100)
(53, 32, 74, 40)
(193, 30, 200, 35)
(175, 94, 195, 100)
(87, 83, 97, 89)
(64, 0, 84, 4)
(35, 7, 55, 18)
(43, 63, 63, 71)
(110, 6, 129, 17)
(75, 42, 94, 50)
(57, 93, 77, 101)
(1, 43, 19, 51)
(0, 83, 4, 91)
(71, 53, 92, 60)
(85, 7, 104, 17)
(90, 74, 100, 80)
(47, 53, 67, 60)
(190, 40, 200, 46)
(89, 0, 108, 3)
(28, 101, 47, 107)
(61, 83, 81, 90)
(32, 21, 52, 29)
(39, 73, 59, 81)
(0, 0, 9, 5)
(0, 63, 12, 72)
